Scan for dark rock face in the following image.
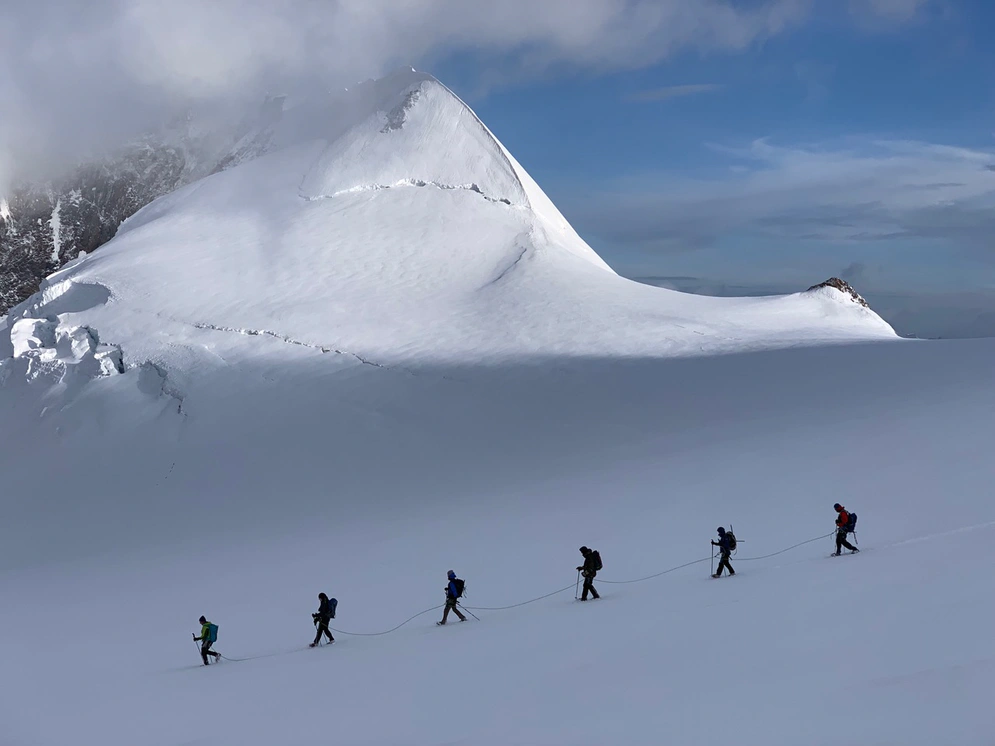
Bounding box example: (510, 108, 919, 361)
(1, 148, 186, 312)
(807, 277, 869, 308)
(1, 98, 284, 315)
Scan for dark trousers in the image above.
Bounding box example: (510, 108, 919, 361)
(200, 640, 220, 665)
(836, 531, 857, 554)
(715, 550, 735, 576)
(441, 597, 466, 623)
(581, 572, 599, 600)
(313, 619, 334, 645)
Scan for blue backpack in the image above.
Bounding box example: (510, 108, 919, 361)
(207, 623, 218, 643)
(329, 598, 338, 619)
(845, 512, 858, 533)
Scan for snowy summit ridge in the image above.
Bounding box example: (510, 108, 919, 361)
(1, 69, 896, 408)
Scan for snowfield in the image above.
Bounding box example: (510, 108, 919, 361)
(1, 69, 992, 746)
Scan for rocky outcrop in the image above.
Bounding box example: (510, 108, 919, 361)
(0, 98, 285, 314)
(807, 277, 869, 308)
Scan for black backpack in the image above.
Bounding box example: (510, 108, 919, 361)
(726, 532, 737, 551)
(591, 550, 603, 572)
(845, 513, 857, 533)
(329, 598, 338, 619)
(453, 578, 465, 598)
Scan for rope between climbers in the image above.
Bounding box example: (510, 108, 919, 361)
(732, 531, 835, 561)
(462, 583, 577, 611)
(329, 604, 444, 637)
(597, 556, 712, 584)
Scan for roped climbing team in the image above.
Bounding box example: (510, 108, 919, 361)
(192, 502, 858, 663)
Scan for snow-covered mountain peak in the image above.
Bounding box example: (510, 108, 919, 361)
(301, 72, 525, 204)
(297, 69, 596, 264)
(1, 69, 899, 412)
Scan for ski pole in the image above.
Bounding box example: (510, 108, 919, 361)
(459, 603, 480, 622)
(710, 545, 714, 577)
(575, 569, 581, 600)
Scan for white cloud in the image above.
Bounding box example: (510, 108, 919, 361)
(0, 0, 812, 183)
(848, 0, 935, 24)
(568, 138, 995, 251)
(624, 84, 724, 103)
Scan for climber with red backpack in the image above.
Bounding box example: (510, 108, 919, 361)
(577, 546, 602, 600)
(833, 504, 859, 555)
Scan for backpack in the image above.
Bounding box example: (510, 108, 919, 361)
(207, 623, 219, 643)
(591, 550, 603, 572)
(329, 598, 338, 619)
(845, 512, 857, 533)
(726, 532, 737, 552)
(453, 578, 465, 598)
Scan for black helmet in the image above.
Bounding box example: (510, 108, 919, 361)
(318, 592, 327, 600)
(198, 615, 206, 624)
(716, 527, 726, 535)
(579, 546, 590, 554)
(833, 503, 842, 511)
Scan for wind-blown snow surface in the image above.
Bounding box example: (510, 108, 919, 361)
(2, 70, 991, 746)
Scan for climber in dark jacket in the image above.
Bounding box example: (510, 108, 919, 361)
(711, 527, 735, 578)
(577, 546, 601, 600)
(438, 570, 467, 625)
(310, 592, 335, 647)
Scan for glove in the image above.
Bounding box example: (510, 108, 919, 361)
(192, 634, 197, 640)
(576, 566, 583, 571)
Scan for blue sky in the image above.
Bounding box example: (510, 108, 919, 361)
(436, 0, 995, 296)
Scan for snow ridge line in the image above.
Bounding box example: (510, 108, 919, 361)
(190, 323, 389, 369)
(431, 78, 535, 213)
(484, 243, 529, 288)
(301, 179, 514, 205)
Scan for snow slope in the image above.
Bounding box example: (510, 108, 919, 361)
(2, 339, 993, 746)
(2, 69, 988, 746)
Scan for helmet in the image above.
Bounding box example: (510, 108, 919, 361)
(198, 615, 206, 624)
(716, 527, 725, 535)
(447, 570, 456, 579)
(318, 592, 327, 600)
(579, 546, 590, 554)
(833, 503, 842, 511)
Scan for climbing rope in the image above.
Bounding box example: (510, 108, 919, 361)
(733, 531, 835, 561)
(329, 604, 445, 637)
(462, 583, 577, 611)
(597, 556, 713, 584)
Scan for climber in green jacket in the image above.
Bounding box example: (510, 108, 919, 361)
(193, 615, 221, 665)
